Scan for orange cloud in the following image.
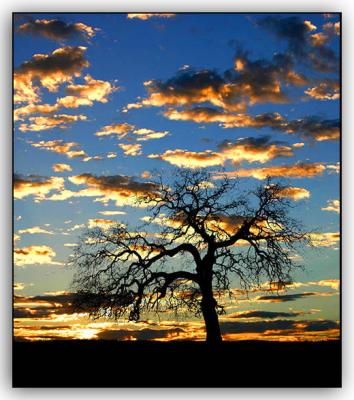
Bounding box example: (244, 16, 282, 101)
(18, 226, 54, 235)
(214, 162, 327, 180)
(87, 218, 119, 228)
(277, 186, 311, 201)
(17, 19, 97, 41)
(119, 143, 142, 156)
(65, 75, 115, 103)
(14, 46, 89, 104)
(309, 232, 340, 247)
(321, 199, 340, 214)
(46, 173, 158, 207)
(30, 140, 87, 159)
(52, 163, 72, 172)
(14, 245, 63, 266)
(14, 174, 65, 200)
(133, 128, 169, 141)
(95, 123, 134, 137)
(19, 114, 87, 132)
(149, 149, 224, 169)
(127, 13, 176, 20)
(305, 81, 340, 101)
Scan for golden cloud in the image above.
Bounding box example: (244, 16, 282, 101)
(65, 75, 115, 103)
(133, 128, 169, 141)
(87, 218, 118, 228)
(30, 140, 87, 159)
(305, 81, 340, 101)
(14, 174, 65, 200)
(19, 114, 87, 132)
(149, 149, 224, 169)
(119, 143, 142, 156)
(309, 232, 340, 247)
(17, 19, 97, 41)
(52, 163, 72, 172)
(277, 186, 311, 201)
(214, 162, 327, 180)
(98, 210, 126, 216)
(46, 173, 158, 207)
(164, 107, 339, 142)
(14, 245, 63, 266)
(14, 46, 89, 104)
(321, 199, 340, 214)
(18, 226, 54, 235)
(95, 123, 134, 137)
(127, 13, 176, 20)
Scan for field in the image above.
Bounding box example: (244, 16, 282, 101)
(13, 340, 341, 387)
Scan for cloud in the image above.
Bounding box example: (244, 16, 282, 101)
(226, 310, 306, 319)
(65, 75, 115, 103)
(305, 80, 340, 100)
(277, 186, 311, 200)
(87, 218, 118, 228)
(14, 46, 89, 104)
(164, 107, 339, 141)
(14, 75, 115, 121)
(141, 171, 151, 179)
(18, 226, 54, 235)
(149, 149, 224, 169)
(14, 174, 65, 200)
(19, 114, 87, 132)
(321, 199, 340, 213)
(323, 21, 340, 36)
(47, 173, 157, 207)
(30, 140, 87, 159)
(95, 123, 134, 137)
(127, 13, 176, 20)
(106, 152, 117, 159)
(52, 163, 72, 172)
(309, 232, 340, 247)
(17, 18, 97, 41)
(14, 245, 63, 266)
(119, 143, 142, 156)
(257, 16, 339, 73)
(98, 210, 126, 216)
(218, 136, 294, 164)
(214, 162, 327, 180)
(133, 69, 247, 112)
(256, 292, 324, 303)
(132, 128, 170, 141)
(150, 136, 295, 169)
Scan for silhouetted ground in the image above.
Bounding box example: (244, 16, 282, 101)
(13, 340, 341, 387)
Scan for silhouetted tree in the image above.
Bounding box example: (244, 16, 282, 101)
(71, 170, 307, 344)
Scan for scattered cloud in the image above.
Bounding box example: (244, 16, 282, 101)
(14, 174, 65, 200)
(95, 123, 134, 137)
(119, 143, 142, 156)
(17, 18, 97, 41)
(18, 226, 54, 235)
(30, 140, 87, 159)
(19, 114, 87, 132)
(309, 232, 340, 247)
(52, 163, 72, 172)
(127, 13, 176, 21)
(14, 245, 63, 266)
(213, 162, 327, 180)
(277, 186, 311, 200)
(14, 46, 89, 104)
(305, 81, 340, 100)
(321, 199, 340, 213)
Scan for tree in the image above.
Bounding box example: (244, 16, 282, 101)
(71, 169, 307, 344)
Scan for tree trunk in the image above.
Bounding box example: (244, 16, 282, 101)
(200, 287, 223, 345)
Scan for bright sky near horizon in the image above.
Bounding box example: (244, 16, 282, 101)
(13, 13, 340, 341)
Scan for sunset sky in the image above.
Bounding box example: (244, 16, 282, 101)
(13, 13, 340, 341)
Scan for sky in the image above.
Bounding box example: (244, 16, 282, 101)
(13, 12, 340, 342)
